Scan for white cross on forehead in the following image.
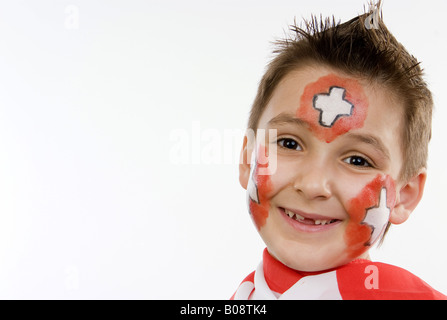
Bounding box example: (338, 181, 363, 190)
(313, 86, 354, 127)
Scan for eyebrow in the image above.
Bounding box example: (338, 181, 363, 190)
(267, 113, 310, 128)
(344, 132, 391, 161)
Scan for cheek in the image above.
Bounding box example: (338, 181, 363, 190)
(247, 145, 274, 230)
(344, 175, 396, 258)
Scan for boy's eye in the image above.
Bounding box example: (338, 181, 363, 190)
(343, 156, 372, 167)
(277, 138, 302, 151)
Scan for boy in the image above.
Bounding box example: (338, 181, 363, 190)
(232, 2, 446, 300)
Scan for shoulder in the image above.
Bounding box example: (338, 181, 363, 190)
(336, 260, 447, 300)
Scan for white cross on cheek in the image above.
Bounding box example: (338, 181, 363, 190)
(313, 86, 354, 127)
(247, 153, 260, 204)
(361, 188, 391, 246)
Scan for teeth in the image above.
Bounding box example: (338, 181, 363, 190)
(294, 213, 305, 221)
(284, 209, 335, 225)
(314, 219, 331, 225)
(285, 209, 304, 221)
(285, 210, 294, 218)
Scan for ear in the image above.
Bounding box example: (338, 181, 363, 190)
(239, 134, 253, 190)
(389, 168, 427, 225)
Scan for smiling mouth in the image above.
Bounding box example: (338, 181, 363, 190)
(279, 207, 341, 226)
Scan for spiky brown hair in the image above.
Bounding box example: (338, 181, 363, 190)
(248, 0, 432, 184)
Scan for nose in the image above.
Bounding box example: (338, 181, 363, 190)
(293, 159, 333, 200)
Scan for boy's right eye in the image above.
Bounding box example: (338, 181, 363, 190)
(277, 138, 302, 151)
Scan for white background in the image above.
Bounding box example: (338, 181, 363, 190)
(0, 0, 446, 299)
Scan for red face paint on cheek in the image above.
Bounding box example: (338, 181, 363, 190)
(247, 145, 273, 231)
(296, 74, 369, 143)
(345, 175, 396, 259)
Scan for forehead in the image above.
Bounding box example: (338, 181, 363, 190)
(260, 67, 404, 138)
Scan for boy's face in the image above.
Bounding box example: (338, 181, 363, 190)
(241, 66, 409, 272)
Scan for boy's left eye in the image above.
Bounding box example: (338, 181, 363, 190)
(343, 156, 372, 167)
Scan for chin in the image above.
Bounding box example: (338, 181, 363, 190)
(265, 239, 353, 272)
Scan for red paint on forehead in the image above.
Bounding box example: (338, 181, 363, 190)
(296, 74, 369, 143)
(345, 174, 396, 259)
(249, 145, 273, 230)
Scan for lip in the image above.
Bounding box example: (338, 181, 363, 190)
(278, 207, 343, 233)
